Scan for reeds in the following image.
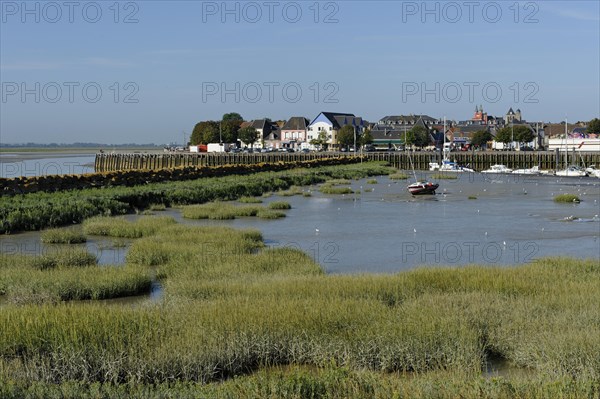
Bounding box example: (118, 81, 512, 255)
(389, 172, 409, 180)
(431, 173, 459, 179)
(83, 216, 176, 238)
(554, 193, 581, 203)
(40, 227, 87, 244)
(1, 222, 598, 396)
(319, 185, 354, 194)
(267, 201, 291, 210)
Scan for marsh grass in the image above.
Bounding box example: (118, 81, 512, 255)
(182, 203, 262, 220)
(183, 202, 290, 220)
(0, 248, 151, 303)
(468, 196, 477, 200)
(319, 185, 354, 195)
(148, 203, 166, 211)
(256, 210, 286, 219)
(276, 186, 304, 197)
(554, 193, 581, 203)
(267, 201, 291, 210)
(389, 172, 409, 180)
(31, 248, 98, 270)
(324, 179, 351, 185)
(432, 173, 459, 179)
(40, 227, 87, 244)
(1, 222, 598, 396)
(238, 196, 263, 204)
(366, 179, 378, 184)
(83, 216, 176, 238)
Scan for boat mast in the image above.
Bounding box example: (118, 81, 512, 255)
(565, 117, 568, 168)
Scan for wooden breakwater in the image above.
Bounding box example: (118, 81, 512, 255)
(95, 151, 600, 173)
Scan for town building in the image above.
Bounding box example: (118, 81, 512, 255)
(307, 112, 365, 149)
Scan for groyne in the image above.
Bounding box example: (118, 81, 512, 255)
(95, 151, 600, 172)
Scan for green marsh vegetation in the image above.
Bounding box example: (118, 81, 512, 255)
(0, 162, 393, 234)
(554, 193, 581, 203)
(267, 201, 291, 210)
(83, 216, 177, 238)
(238, 196, 263, 203)
(181, 202, 289, 220)
(0, 219, 599, 396)
(431, 173, 459, 180)
(40, 227, 87, 244)
(0, 248, 151, 304)
(388, 172, 409, 180)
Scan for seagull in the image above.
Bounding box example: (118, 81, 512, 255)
(485, 232, 488, 237)
(315, 228, 319, 233)
(413, 228, 417, 233)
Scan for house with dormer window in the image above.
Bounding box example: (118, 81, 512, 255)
(307, 112, 365, 149)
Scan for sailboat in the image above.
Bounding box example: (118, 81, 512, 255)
(556, 118, 587, 177)
(428, 117, 474, 173)
(407, 142, 439, 195)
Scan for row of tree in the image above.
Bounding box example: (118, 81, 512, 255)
(190, 113, 263, 147)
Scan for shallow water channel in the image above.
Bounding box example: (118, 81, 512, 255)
(1, 172, 599, 274)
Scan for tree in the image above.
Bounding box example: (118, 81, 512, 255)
(220, 120, 241, 143)
(588, 118, 600, 135)
(513, 125, 534, 147)
(360, 128, 373, 146)
(494, 127, 513, 146)
(337, 125, 355, 148)
(470, 130, 492, 148)
(310, 131, 328, 150)
(408, 125, 429, 149)
(238, 126, 258, 148)
(222, 113, 243, 122)
(190, 121, 219, 145)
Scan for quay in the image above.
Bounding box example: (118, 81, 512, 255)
(95, 151, 600, 173)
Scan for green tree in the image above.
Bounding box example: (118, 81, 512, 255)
(513, 125, 535, 147)
(238, 126, 258, 148)
(494, 127, 513, 146)
(337, 125, 356, 148)
(222, 113, 243, 122)
(190, 121, 219, 145)
(408, 125, 429, 149)
(220, 120, 241, 143)
(360, 128, 373, 146)
(470, 130, 492, 148)
(310, 131, 328, 150)
(587, 118, 600, 135)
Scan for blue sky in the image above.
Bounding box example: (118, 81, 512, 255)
(1, 0, 599, 144)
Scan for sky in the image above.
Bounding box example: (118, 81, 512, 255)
(1, 0, 599, 144)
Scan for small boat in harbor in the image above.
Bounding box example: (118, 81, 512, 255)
(585, 165, 600, 178)
(555, 166, 587, 177)
(512, 166, 540, 175)
(481, 164, 513, 174)
(408, 181, 439, 195)
(430, 159, 475, 173)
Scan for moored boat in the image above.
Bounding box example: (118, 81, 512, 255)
(481, 164, 513, 174)
(512, 166, 540, 175)
(408, 181, 439, 195)
(555, 166, 587, 177)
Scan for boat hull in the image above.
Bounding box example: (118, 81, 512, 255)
(408, 182, 439, 195)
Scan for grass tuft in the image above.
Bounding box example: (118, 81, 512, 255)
(268, 201, 291, 210)
(554, 193, 581, 203)
(40, 228, 87, 244)
(389, 172, 409, 180)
